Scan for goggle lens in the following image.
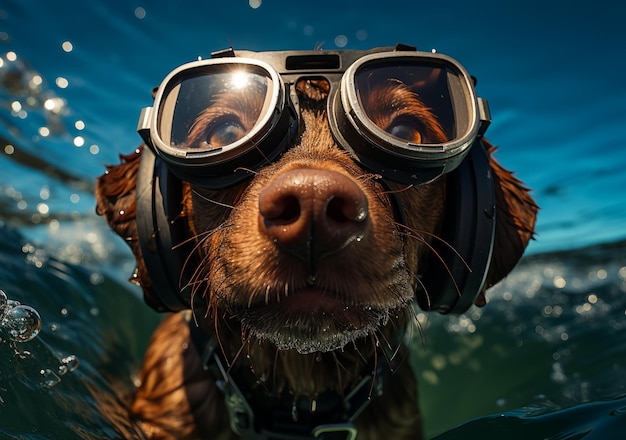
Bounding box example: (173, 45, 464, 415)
(156, 66, 275, 157)
(352, 60, 472, 146)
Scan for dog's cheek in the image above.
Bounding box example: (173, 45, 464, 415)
(206, 178, 287, 302)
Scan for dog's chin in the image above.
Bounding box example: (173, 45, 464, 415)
(231, 288, 407, 354)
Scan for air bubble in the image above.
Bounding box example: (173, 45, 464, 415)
(1, 305, 41, 342)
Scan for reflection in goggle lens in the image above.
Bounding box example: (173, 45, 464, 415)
(355, 63, 461, 144)
(158, 69, 272, 152)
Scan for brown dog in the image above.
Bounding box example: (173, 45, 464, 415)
(96, 48, 537, 440)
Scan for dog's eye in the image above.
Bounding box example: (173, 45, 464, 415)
(387, 117, 423, 143)
(200, 118, 247, 148)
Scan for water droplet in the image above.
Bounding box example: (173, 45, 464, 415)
(61, 355, 79, 373)
(40, 368, 61, 388)
(2, 305, 41, 342)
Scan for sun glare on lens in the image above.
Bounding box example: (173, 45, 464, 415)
(230, 71, 250, 89)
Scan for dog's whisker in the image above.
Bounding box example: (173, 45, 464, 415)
(369, 334, 380, 398)
(179, 224, 231, 301)
(233, 166, 259, 176)
(379, 183, 414, 196)
(330, 352, 346, 393)
(355, 172, 383, 184)
(397, 223, 466, 299)
(376, 327, 394, 353)
(173, 224, 224, 250)
(411, 308, 428, 349)
(395, 220, 471, 272)
(407, 263, 435, 312)
(226, 341, 248, 376)
(213, 317, 231, 369)
(191, 188, 236, 210)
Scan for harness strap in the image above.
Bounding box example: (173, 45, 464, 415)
(187, 318, 385, 440)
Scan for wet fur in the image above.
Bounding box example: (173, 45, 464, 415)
(96, 76, 537, 439)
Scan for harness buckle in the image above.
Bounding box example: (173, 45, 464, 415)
(312, 423, 358, 440)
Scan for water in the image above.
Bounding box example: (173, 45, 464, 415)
(1, 0, 625, 438)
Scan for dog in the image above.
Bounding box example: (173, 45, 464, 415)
(96, 48, 537, 440)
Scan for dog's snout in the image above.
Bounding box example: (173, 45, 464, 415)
(258, 169, 369, 264)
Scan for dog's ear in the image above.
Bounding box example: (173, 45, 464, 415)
(95, 146, 154, 294)
(476, 139, 538, 305)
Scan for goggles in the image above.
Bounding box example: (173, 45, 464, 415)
(137, 45, 491, 188)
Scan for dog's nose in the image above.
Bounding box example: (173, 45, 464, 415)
(258, 169, 369, 265)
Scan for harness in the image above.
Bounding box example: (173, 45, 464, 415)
(188, 318, 388, 440)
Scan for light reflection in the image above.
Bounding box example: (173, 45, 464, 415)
(37, 203, 49, 215)
(229, 71, 250, 89)
(49, 219, 60, 231)
(61, 41, 73, 53)
(134, 7, 146, 19)
(334, 34, 348, 48)
(73, 136, 85, 147)
(55, 77, 69, 88)
(553, 275, 566, 288)
(43, 97, 65, 114)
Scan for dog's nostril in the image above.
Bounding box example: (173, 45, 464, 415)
(265, 196, 301, 225)
(326, 196, 366, 224)
(327, 197, 349, 223)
